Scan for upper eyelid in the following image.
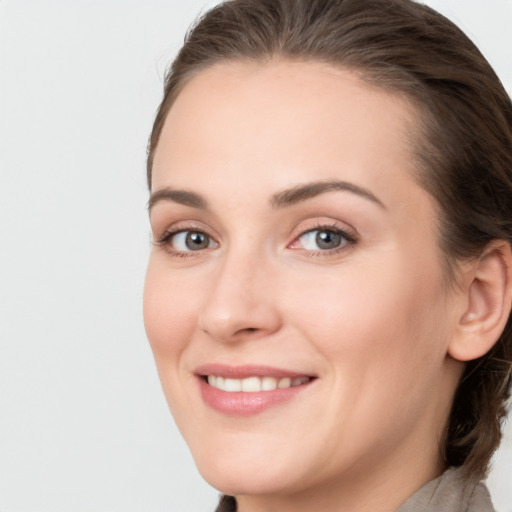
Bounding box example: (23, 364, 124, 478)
(293, 227, 356, 246)
(153, 218, 358, 246)
(153, 220, 216, 238)
(291, 219, 358, 240)
(299, 226, 355, 239)
(153, 228, 219, 257)
(157, 227, 216, 244)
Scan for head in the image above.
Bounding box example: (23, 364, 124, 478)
(144, 0, 512, 495)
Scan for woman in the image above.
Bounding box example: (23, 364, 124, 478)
(143, 0, 512, 510)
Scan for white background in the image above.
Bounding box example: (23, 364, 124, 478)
(0, 1, 510, 511)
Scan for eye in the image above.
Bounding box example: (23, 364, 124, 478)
(299, 230, 344, 250)
(158, 230, 218, 253)
(290, 226, 356, 253)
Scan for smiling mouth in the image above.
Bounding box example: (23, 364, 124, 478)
(203, 375, 312, 392)
(197, 366, 316, 415)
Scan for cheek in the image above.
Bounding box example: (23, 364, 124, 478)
(281, 258, 454, 458)
(143, 258, 198, 363)
(143, 258, 207, 423)
(285, 255, 450, 381)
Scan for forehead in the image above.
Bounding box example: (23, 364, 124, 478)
(152, 60, 422, 197)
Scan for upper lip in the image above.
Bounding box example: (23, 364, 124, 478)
(195, 363, 316, 379)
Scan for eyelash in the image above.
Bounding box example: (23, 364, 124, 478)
(154, 228, 213, 258)
(154, 222, 358, 258)
(291, 222, 358, 257)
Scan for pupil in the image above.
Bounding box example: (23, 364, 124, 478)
(316, 231, 341, 250)
(186, 232, 209, 250)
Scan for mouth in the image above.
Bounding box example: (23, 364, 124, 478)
(195, 365, 316, 416)
(203, 375, 312, 392)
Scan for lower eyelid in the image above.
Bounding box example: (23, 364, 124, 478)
(290, 224, 357, 248)
(154, 230, 175, 246)
(156, 229, 219, 255)
(154, 223, 355, 257)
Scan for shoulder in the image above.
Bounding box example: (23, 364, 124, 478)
(398, 467, 495, 512)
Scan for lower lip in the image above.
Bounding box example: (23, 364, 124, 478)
(198, 378, 311, 416)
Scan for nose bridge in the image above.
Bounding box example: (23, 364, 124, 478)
(198, 239, 280, 342)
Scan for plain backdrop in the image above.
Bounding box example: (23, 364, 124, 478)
(0, 1, 511, 511)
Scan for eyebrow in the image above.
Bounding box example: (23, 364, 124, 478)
(148, 179, 385, 212)
(271, 180, 386, 209)
(148, 188, 208, 211)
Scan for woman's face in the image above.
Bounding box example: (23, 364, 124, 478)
(144, 61, 464, 500)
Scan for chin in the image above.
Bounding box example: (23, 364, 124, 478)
(189, 439, 308, 496)
(199, 463, 300, 497)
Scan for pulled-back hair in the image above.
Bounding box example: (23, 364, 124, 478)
(147, 0, 512, 479)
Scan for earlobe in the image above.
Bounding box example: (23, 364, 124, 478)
(449, 241, 512, 362)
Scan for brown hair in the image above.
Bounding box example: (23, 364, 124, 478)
(147, 0, 512, 479)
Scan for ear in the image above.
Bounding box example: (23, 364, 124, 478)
(448, 241, 512, 362)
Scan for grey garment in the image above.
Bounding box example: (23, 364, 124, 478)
(397, 467, 495, 512)
(215, 467, 495, 512)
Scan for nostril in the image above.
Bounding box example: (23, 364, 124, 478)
(232, 326, 260, 337)
(239, 327, 260, 335)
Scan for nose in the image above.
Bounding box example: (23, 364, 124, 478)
(198, 249, 282, 343)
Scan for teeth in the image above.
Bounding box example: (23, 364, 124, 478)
(277, 377, 291, 389)
(224, 378, 242, 392)
(206, 375, 311, 392)
(261, 376, 277, 391)
(241, 376, 260, 392)
(292, 376, 310, 386)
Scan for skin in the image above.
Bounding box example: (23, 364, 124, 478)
(144, 61, 469, 512)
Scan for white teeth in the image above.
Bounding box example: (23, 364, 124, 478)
(261, 376, 277, 391)
(206, 375, 311, 392)
(241, 377, 261, 392)
(224, 378, 242, 392)
(277, 377, 291, 389)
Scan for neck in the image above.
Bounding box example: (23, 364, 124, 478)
(236, 463, 444, 512)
